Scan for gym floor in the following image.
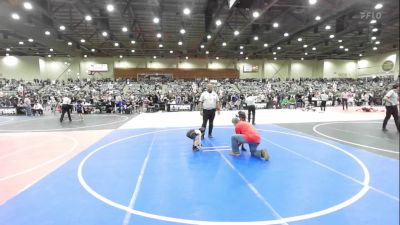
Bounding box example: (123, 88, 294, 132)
(0, 108, 398, 225)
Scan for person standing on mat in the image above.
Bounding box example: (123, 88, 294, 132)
(320, 91, 329, 112)
(382, 84, 399, 132)
(230, 117, 269, 160)
(199, 84, 220, 139)
(60, 95, 72, 122)
(341, 89, 348, 110)
(245, 94, 257, 125)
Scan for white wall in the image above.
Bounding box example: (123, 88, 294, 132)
(237, 59, 263, 79)
(264, 60, 290, 79)
(39, 57, 80, 80)
(356, 51, 398, 77)
(1, 52, 398, 81)
(147, 58, 178, 69)
(115, 57, 147, 68)
(0, 56, 40, 80)
(323, 59, 357, 78)
(80, 57, 115, 79)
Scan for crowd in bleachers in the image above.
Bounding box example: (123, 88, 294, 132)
(0, 75, 396, 115)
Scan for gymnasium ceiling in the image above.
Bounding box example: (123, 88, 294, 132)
(0, 0, 398, 60)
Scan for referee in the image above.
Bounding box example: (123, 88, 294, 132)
(245, 94, 257, 125)
(199, 84, 220, 139)
(382, 84, 399, 132)
(60, 95, 72, 123)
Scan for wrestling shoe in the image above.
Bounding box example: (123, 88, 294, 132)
(230, 152, 240, 157)
(260, 149, 270, 161)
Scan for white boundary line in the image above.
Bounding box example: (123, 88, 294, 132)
(202, 148, 231, 152)
(262, 137, 399, 202)
(218, 152, 289, 225)
(77, 127, 371, 225)
(0, 134, 79, 181)
(201, 146, 229, 149)
(0, 115, 129, 132)
(313, 122, 399, 154)
(0, 134, 79, 206)
(0, 139, 55, 160)
(122, 136, 156, 225)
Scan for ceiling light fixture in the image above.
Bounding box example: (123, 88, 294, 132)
(23, 2, 33, 10)
(297, 37, 303, 42)
(106, 4, 114, 12)
(114, 42, 119, 47)
(315, 16, 321, 21)
(207, 34, 212, 39)
(309, 0, 317, 5)
(59, 25, 66, 31)
(222, 42, 227, 46)
(180, 29, 186, 34)
(102, 31, 108, 37)
(370, 19, 377, 24)
(11, 13, 20, 20)
(325, 25, 331, 30)
(131, 40, 135, 44)
(122, 26, 128, 32)
(156, 33, 162, 38)
(273, 22, 279, 28)
(216, 19, 222, 26)
(169, 50, 173, 54)
(329, 34, 335, 38)
(183, 8, 191, 15)
(131, 49, 135, 53)
(284, 32, 289, 37)
(45, 31, 51, 35)
(80, 39, 85, 43)
(28, 38, 34, 42)
(153, 17, 160, 24)
(252, 11, 260, 18)
(234, 30, 239, 36)
(67, 42, 72, 46)
(253, 36, 259, 41)
(374, 3, 383, 10)
(85, 15, 92, 21)
(178, 41, 183, 46)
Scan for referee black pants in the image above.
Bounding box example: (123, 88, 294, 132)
(202, 109, 216, 135)
(320, 101, 326, 111)
(60, 104, 72, 122)
(383, 106, 399, 131)
(247, 105, 256, 124)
